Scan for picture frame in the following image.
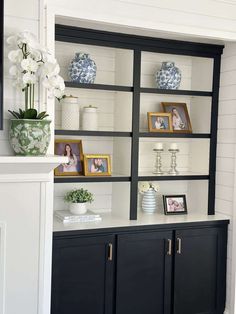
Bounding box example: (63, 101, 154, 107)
(147, 112, 173, 133)
(163, 195, 187, 215)
(161, 102, 192, 133)
(84, 154, 111, 176)
(54, 139, 84, 176)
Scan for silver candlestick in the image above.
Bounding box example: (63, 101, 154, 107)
(168, 149, 179, 175)
(153, 148, 164, 175)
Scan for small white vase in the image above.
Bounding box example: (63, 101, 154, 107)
(142, 190, 157, 213)
(61, 96, 80, 130)
(69, 202, 87, 215)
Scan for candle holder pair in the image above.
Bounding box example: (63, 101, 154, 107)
(153, 147, 179, 175)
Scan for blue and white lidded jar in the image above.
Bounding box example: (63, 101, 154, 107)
(155, 61, 181, 90)
(68, 52, 97, 84)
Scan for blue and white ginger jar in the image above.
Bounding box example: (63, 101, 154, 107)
(68, 52, 97, 84)
(155, 61, 181, 90)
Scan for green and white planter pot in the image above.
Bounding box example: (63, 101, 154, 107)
(9, 119, 51, 156)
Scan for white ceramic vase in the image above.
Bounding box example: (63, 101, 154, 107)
(61, 96, 80, 130)
(141, 189, 157, 213)
(69, 202, 87, 215)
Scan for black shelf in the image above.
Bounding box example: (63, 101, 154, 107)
(54, 176, 131, 183)
(139, 132, 211, 139)
(140, 88, 212, 97)
(138, 175, 210, 181)
(65, 81, 133, 92)
(55, 25, 223, 218)
(55, 130, 132, 137)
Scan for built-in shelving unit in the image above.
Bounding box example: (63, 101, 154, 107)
(54, 24, 223, 220)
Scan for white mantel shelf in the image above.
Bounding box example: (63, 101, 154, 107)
(0, 155, 68, 181)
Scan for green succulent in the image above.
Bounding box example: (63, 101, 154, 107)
(64, 188, 94, 204)
(8, 108, 49, 120)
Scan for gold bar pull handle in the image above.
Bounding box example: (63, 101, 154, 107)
(108, 243, 113, 261)
(177, 238, 182, 254)
(167, 239, 172, 256)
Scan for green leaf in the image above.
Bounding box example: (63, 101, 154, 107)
(23, 108, 38, 119)
(19, 109, 25, 118)
(37, 111, 47, 120)
(8, 110, 20, 119)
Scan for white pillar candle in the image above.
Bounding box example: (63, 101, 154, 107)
(170, 143, 178, 150)
(154, 143, 163, 150)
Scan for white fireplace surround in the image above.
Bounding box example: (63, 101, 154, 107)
(0, 156, 67, 314)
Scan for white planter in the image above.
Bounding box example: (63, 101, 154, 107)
(69, 202, 87, 215)
(141, 190, 157, 213)
(61, 96, 80, 130)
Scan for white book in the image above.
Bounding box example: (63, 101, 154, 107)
(54, 210, 101, 223)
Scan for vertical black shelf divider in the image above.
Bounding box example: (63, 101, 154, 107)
(208, 56, 221, 215)
(130, 49, 141, 220)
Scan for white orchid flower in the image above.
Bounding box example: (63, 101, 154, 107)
(21, 58, 39, 73)
(8, 49, 22, 64)
(9, 65, 20, 77)
(22, 72, 36, 85)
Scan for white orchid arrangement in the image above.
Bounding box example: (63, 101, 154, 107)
(138, 182, 160, 193)
(7, 31, 65, 120)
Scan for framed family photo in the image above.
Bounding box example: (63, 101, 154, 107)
(54, 139, 84, 176)
(147, 112, 173, 133)
(84, 154, 111, 176)
(163, 195, 187, 215)
(161, 102, 192, 133)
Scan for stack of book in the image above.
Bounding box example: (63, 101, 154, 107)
(54, 210, 102, 224)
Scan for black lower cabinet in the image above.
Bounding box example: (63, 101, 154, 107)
(173, 227, 227, 314)
(51, 222, 228, 314)
(51, 235, 115, 314)
(116, 231, 172, 314)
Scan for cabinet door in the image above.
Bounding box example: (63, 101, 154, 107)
(174, 227, 227, 314)
(116, 231, 173, 314)
(51, 235, 115, 314)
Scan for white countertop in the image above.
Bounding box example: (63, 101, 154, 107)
(53, 212, 230, 233)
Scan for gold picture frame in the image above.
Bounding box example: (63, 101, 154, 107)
(84, 154, 111, 176)
(54, 139, 84, 176)
(161, 102, 192, 133)
(147, 112, 173, 133)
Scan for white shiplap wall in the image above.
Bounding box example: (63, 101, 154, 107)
(216, 42, 236, 314)
(1, 0, 41, 155)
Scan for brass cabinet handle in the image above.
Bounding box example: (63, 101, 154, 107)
(108, 243, 113, 261)
(167, 239, 172, 256)
(177, 238, 182, 254)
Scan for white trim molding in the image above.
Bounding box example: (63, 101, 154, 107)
(0, 222, 6, 314)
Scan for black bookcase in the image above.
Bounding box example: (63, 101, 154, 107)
(54, 24, 224, 220)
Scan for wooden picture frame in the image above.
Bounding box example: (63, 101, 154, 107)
(147, 112, 173, 133)
(161, 102, 192, 133)
(54, 139, 84, 176)
(84, 154, 111, 176)
(163, 195, 188, 215)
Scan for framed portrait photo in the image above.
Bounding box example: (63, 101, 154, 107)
(161, 102, 192, 133)
(163, 195, 187, 215)
(54, 139, 84, 176)
(147, 112, 173, 133)
(84, 154, 111, 176)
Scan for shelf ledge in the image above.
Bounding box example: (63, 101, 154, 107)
(0, 155, 68, 182)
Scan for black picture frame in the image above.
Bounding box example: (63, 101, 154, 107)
(0, 0, 3, 130)
(163, 195, 187, 215)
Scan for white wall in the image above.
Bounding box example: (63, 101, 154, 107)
(48, 0, 236, 41)
(1, 0, 41, 155)
(216, 42, 236, 314)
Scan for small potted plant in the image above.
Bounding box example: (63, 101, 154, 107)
(138, 182, 159, 213)
(7, 31, 65, 156)
(64, 188, 94, 215)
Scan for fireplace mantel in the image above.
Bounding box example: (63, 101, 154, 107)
(0, 155, 68, 314)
